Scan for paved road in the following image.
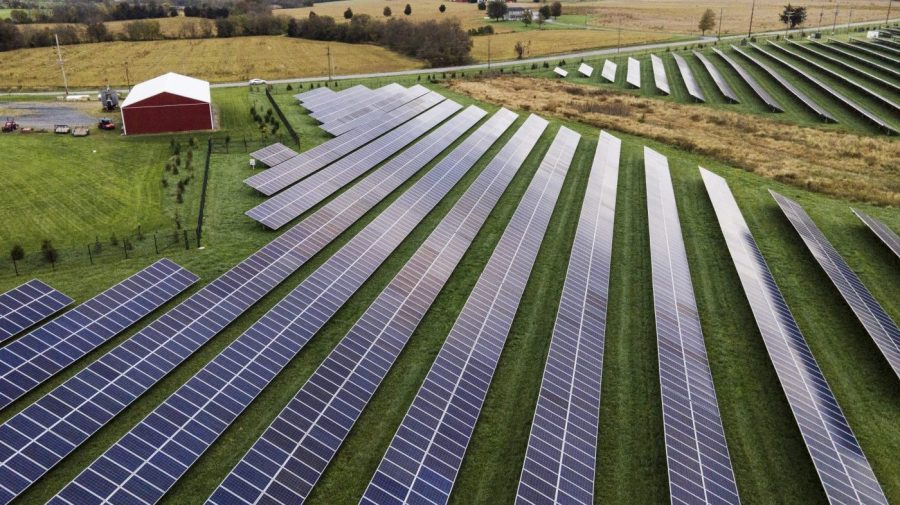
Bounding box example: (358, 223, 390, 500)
(4, 17, 897, 96)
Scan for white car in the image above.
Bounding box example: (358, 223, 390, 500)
(248, 78, 267, 85)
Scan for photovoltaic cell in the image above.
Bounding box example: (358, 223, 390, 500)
(293, 86, 333, 104)
(712, 47, 784, 112)
(700, 168, 888, 505)
(51, 106, 505, 505)
(0, 259, 197, 411)
(626, 57, 641, 88)
(672, 53, 705, 102)
(693, 51, 740, 103)
(301, 85, 371, 115)
(813, 41, 900, 80)
(852, 209, 900, 260)
(651, 54, 671, 94)
(207, 110, 535, 505)
(786, 41, 900, 94)
(772, 43, 900, 114)
(601, 60, 617, 83)
(772, 192, 900, 378)
(310, 85, 388, 123)
(249, 143, 299, 168)
(0, 92, 467, 504)
(245, 92, 446, 196)
(750, 43, 897, 133)
(246, 99, 464, 230)
(827, 39, 900, 66)
(0, 281, 71, 345)
(515, 131, 620, 505)
(866, 38, 900, 57)
(325, 85, 432, 137)
(645, 150, 739, 505)
(360, 126, 578, 505)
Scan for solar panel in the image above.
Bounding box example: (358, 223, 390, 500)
(325, 85, 432, 137)
(51, 107, 518, 505)
(246, 100, 465, 230)
(645, 149, 739, 505)
(672, 53, 705, 102)
(314, 83, 404, 125)
(578, 62, 594, 77)
(700, 168, 888, 505)
(249, 143, 299, 168)
(626, 57, 641, 88)
(245, 92, 446, 196)
(321, 85, 421, 135)
(827, 38, 900, 66)
(0, 94, 471, 503)
(718, 46, 791, 114)
(651, 54, 671, 94)
(773, 42, 900, 114)
(601, 60, 617, 83)
(787, 41, 900, 94)
(772, 192, 900, 379)
(750, 43, 897, 133)
(554, 67, 569, 78)
(813, 41, 900, 80)
(301, 85, 371, 115)
(206, 111, 536, 505)
(0, 281, 71, 345)
(693, 51, 740, 103)
(515, 131, 620, 505)
(0, 259, 197, 411)
(310, 85, 381, 122)
(863, 38, 900, 57)
(852, 208, 900, 260)
(293, 86, 334, 103)
(360, 126, 578, 505)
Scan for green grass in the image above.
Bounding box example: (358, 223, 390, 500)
(0, 79, 897, 505)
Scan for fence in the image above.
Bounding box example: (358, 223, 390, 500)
(207, 135, 292, 154)
(265, 86, 301, 148)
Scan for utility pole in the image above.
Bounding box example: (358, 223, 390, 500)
(487, 38, 491, 71)
(888, 0, 893, 25)
(748, 0, 756, 38)
(55, 34, 69, 96)
(326, 45, 333, 81)
(784, 6, 793, 37)
(124, 61, 131, 91)
(847, 6, 853, 33)
(617, 16, 622, 53)
(832, 3, 839, 35)
(717, 7, 723, 40)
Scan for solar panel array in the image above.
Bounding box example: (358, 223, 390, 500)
(208, 111, 539, 505)
(864, 39, 900, 56)
(0, 103, 477, 502)
(515, 131, 620, 505)
(828, 38, 900, 65)
(693, 51, 740, 103)
(772, 192, 900, 378)
(787, 41, 900, 94)
(651, 54, 671, 94)
(249, 143, 299, 167)
(246, 100, 465, 230)
(712, 47, 784, 112)
(311, 84, 400, 125)
(293, 86, 334, 104)
(751, 43, 897, 133)
(814, 41, 900, 80)
(360, 126, 578, 505)
(626, 57, 641, 88)
(245, 92, 446, 196)
(0, 281, 71, 345)
(852, 209, 900, 260)
(578, 63, 594, 77)
(303, 85, 372, 115)
(0, 259, 197, 412)
(51, 106, 514, 505)
(601, 60, 617, 83)
(700, 168, 888, 505)
(645, 151, 739, 505)
(672, 53, 705, 102)
(326, 85, 432, 137)
(772, 43, 900, 114)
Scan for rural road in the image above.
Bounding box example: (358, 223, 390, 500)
(4, 17, 897, 97)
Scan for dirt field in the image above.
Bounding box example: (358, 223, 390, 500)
(449, 76, 900, 205)
(280, 0, 497, 31)
(0, 36, 422, 90)
(470, 29, 674, 61)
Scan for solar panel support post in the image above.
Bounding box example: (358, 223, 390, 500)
(87, 245, 93, 265)
(153, 233, 159, 254)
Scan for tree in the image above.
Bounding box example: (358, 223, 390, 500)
(487, 0, 508, 21)
(9, 9, 31, 24)
(9, 244, 24, 275)
(404, 4, 412, 16)
(86, 21, 110, 42)
(550, 1, 562, 17)
(383, 6, 392, 17)
(41, 240, 58, 266)
(477, 2, 486, 11)
(779, 4, 807, 29)
(439, 4, 446, 13)
(521, 9, 533, 26)
(538, 4, 552, 21)
(344, 7, 353, 19)
(698, 8, 716, 35)
(514, 40, 528, 59)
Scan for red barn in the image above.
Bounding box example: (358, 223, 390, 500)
(120, 72, 214, 135)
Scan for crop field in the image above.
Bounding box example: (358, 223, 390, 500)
(469, 28, 677, 61)
(0, 36, 422, 90)
(0, 68, 897, 505)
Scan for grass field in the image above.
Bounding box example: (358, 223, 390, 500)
(0, 79, 897, 505)
(0, 36, 422, 90)
(470, 28, 676, 61)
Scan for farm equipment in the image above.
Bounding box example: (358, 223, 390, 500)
(2, 118, 17, 133)
(72, 126, 90, 137)
(54, 124, 71, 134)
(98, 118, 116, 131)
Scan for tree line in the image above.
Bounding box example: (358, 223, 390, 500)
(4, 1, 173, 25)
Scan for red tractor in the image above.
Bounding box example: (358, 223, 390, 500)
(2, 118, 17, 133)
(98, 118, 116, 131)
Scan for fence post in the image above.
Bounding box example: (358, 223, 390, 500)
(265, 86, 301, 148)
(196, 138, 213, 249)
(153, 233, 159, 254)
(183, 230, 189, 250)
(123, 241, 128, 259)
(12, 259, 17, 276)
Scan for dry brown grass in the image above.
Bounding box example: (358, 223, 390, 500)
(279, 0, 498, 31)
(26, 16, 213, 38)
(0, 36, 422, 90)
(449, 76, 900, 205)
(469, 29, 673, 61)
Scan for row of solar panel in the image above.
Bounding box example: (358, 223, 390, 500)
(0, 280, 71, 344)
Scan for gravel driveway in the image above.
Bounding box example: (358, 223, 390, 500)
(0, 101, 102, 129)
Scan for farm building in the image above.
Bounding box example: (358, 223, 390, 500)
(120, 72, 214, 135)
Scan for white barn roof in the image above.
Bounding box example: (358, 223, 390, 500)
(121, 72, 211, 108)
